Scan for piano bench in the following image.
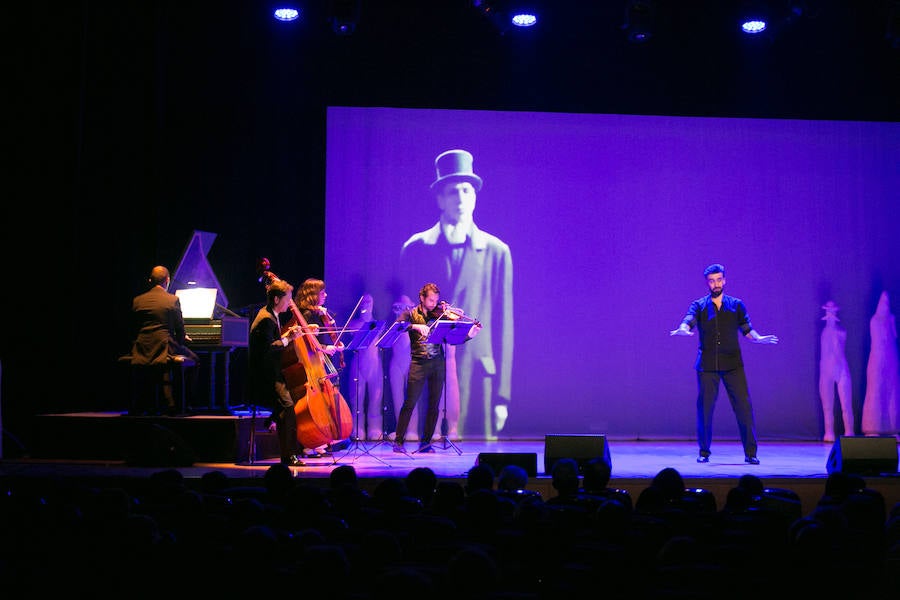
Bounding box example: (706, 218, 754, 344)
(119, 355, 197, 416)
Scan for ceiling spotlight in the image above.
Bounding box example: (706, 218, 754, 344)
(741, 19, 767, 34)
(738, 0, 771, 36)
(622, 0, 657, 44)
(273, 6, 300, 22)
(473, 1, 541, 34)
(511, 12, 538, 28)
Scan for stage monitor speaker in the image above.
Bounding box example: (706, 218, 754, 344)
(544, 434, 611, 475)
(476, 452, 538, 477)
(826, 435, 898, 476)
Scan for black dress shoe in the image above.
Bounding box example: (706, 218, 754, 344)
(328, 440, 350, 452)
(281, 456, 306, 466)
(745, 456, 760, 465)
(697, 455, 709, 463)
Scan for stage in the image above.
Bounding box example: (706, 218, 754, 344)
(3, 411, 899, 517)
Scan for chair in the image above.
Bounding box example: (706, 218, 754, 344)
(119, 353, 196, 415)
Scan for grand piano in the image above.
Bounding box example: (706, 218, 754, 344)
(172, 230, 248, 413)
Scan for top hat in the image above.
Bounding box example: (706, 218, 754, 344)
(430, 149, 483, 192)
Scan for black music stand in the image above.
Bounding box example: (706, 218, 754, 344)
(373, 320, 411, 451)
(336, 320, 390, 466)
(415, 320, 476, 455)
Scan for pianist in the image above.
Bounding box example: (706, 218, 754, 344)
(130, 265, 199, 416)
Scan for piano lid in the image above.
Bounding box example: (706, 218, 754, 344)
(171, 230, 231, 317)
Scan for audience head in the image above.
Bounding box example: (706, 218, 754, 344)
(263, 463, 296, 500)
(496, 464, 529, 492)
(651, 467, 685, 502)
(405, 466, 438, 505)
(550, 457, 581, 496)
(465, 463, 495, 494)
(329, 464, 359, 488)
(737, 473, 764, 497)
(199, 470, 230, 495)
(582, 457, 612, 492)
(432, 481, 466, 516)
(635, 484, 668, 515)
(824, 471, 865, 499)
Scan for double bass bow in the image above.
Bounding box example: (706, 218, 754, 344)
(256, 259, 353, 450)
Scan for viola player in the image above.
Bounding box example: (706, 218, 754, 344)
(293, 277, 348, 456)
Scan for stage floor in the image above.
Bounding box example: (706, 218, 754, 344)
(1, 436, 878, 479)
(5, 411, 900, 516)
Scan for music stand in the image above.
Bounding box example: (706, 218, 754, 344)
(415, 320, 475, 455)
(336, 320, 390, 466)
(372, 321, 411, 451)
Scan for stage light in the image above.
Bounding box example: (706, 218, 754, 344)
(511, 12, 538, 28)
(738, 1, 770, 36)
(741, 19, 767, 34)
(273, 6, 300, 22)
(473, 1, 541, 34)
(736, 1, 810, 43)
(621, 0, 657, 44)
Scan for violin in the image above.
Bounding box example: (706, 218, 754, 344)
(317, 305, 345, 369)
(431, 301, 481, 326)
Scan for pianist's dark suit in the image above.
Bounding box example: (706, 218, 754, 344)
(130, 284, 199, 413)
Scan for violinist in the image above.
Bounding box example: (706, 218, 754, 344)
(247, 278, 306, 466)
(293, 278, 347, 456)
(393, 283, 481, 454)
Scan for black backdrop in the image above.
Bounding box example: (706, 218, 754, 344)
(3, 1, 898, 454)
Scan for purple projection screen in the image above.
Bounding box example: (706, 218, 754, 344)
(324, 106, 900, 441)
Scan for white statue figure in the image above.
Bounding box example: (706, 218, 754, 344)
(388, 295, 417, 441)
(819, 300, 854, 442)
(861, 291, 900, 436)
(345, 294, 385, 441)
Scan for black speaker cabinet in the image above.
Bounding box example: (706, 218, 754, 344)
(544, 434, 611, 475)
(826, 435, 898, 476)
(476, 452, 538, 477)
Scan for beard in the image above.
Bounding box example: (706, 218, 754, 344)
(710, 288, 723, 298)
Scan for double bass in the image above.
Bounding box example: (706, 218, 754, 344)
(257, 260, 353, 449)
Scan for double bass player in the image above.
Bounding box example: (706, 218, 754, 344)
(247, 278, 307, 466)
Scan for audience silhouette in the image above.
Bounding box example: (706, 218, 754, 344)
(1, 463, 899, 597)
